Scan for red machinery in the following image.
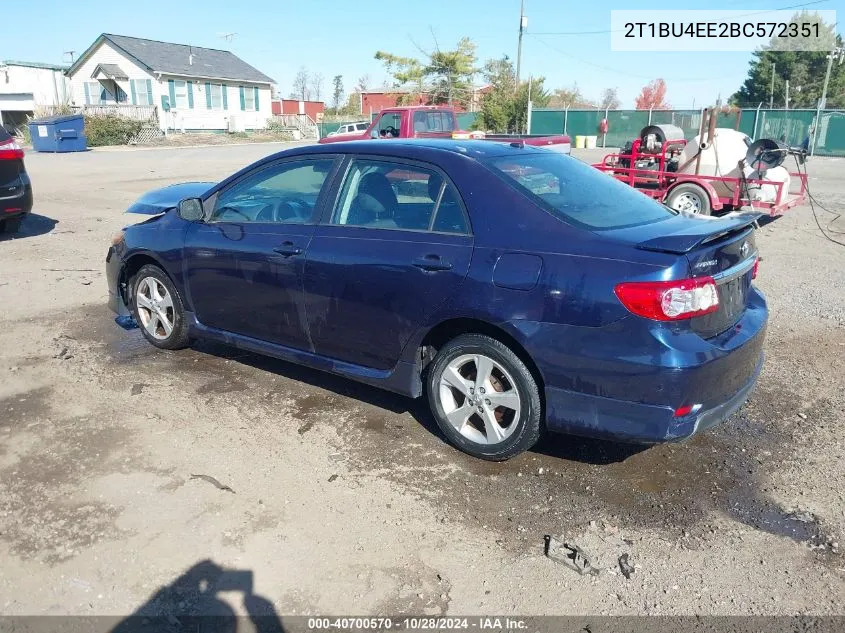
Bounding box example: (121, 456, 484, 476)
(592, 110, 807, 216)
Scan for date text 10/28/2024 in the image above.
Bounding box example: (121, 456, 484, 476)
(307, 617, 528, 631)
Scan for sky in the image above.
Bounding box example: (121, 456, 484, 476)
(4, 0, 843, 109)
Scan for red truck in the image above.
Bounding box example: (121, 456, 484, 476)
(319, 105, 571, 154)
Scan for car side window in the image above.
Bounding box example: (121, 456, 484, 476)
(330, 159, 468, 234)
(210, 159, 335, 224)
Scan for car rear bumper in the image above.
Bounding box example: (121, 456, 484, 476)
(513, 285, 768, 444)
(0, 181, 33, 219)
(543, 352, 763, 443)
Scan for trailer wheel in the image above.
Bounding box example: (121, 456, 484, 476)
(666, 183, 711, 216)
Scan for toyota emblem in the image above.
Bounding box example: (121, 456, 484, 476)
(740, 241, 749, 257)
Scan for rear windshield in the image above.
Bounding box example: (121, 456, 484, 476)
(412, 110, 457, 133)
(0, 127, 11, 142)
(487, 152, 676, 230)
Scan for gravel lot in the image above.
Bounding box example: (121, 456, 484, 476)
(0, 143, 843, 619)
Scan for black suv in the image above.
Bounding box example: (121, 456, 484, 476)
(0, 127, 33, 234)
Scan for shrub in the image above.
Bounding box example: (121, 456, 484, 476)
(84, 114, 145, 146)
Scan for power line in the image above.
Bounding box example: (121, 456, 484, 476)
(530, 0, 831, 36)
(526, 34, 729, 82)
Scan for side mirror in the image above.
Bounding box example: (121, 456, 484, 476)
(177, 198, 204, 222)
(370, 129, 379, 139)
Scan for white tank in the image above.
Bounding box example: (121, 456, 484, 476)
(677, 128, 752, 197)
(746, 166, 791, 205)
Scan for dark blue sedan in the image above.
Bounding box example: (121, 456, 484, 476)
(106, 140, 766, 460)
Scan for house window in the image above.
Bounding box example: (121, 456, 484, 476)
(173, 80, 189, 109)
(243, 87, 255, 111)
(131, 79, 152, 106)
(209, 84, 223, 109)
(86, 81, 104, 104)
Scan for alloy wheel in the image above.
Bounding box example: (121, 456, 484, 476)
(438, 353, 522, 445)
(135, 276, 175, 340)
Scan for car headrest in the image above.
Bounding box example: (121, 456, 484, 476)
(358, 172, 397, 213)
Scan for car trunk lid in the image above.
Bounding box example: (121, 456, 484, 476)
(686, 226, 758, 338)
(631, 211, 759, 254)
(606, 211, 759, 338)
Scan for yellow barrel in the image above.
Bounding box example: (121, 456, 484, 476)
(575, 135, 586, 149)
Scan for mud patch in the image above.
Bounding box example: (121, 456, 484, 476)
(333, 376, 843, 562)
(0, 386, 53, 429)
(196, 378, 249, 396)
(0, 387, 133, 564)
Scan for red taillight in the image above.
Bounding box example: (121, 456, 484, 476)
(614, 276, 720, 321)
(674, 404, 694, 417)
(0, 139, 24, 160)
(752, 258, 759, 280)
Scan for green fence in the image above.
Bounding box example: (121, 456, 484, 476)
(525, 108, 845, 157)
(325, 108, 845, 155)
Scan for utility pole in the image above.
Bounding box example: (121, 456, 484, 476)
(812, 44, 844, 155)
(785, 80, 789, 110)
(526, 74, 533, 134)
(769, 62, 775, 108)
(516, 0, 526, 84)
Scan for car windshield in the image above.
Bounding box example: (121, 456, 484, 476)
(487, 152, 677, 230)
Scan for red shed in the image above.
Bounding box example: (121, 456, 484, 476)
(358, 86, 492, 116)
(273, 99, 325, 120)
(360, 90, 427, 115)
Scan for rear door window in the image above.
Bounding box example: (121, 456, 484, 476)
(488, 152, 675, 230)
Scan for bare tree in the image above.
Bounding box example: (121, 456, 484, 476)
(310, 72, 324, 102)
(355, 74, 371, 92)
(599, 87, 621, 110)
(292, 67, 310, 101)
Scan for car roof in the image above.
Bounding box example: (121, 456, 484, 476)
(286, 139, 546, 162)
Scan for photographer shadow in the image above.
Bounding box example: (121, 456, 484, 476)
(109, 559, 285, 633)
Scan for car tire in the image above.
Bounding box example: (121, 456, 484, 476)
(130, 264, 191, 350)
(426, 334, 543, 461)
(666, 183, 712, 216)
(1, 217, 23, 234)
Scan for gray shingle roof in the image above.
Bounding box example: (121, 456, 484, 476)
(76, 34, 274, 84)
(92, 63, 128, 80)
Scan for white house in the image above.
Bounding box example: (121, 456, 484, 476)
(0, 60, 71, 133)
(66, 34, 275, 132)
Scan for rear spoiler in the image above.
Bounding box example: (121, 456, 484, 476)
(636, 212, 761, 254)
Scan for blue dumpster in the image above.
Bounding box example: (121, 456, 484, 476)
(28, 114, 87, 152)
